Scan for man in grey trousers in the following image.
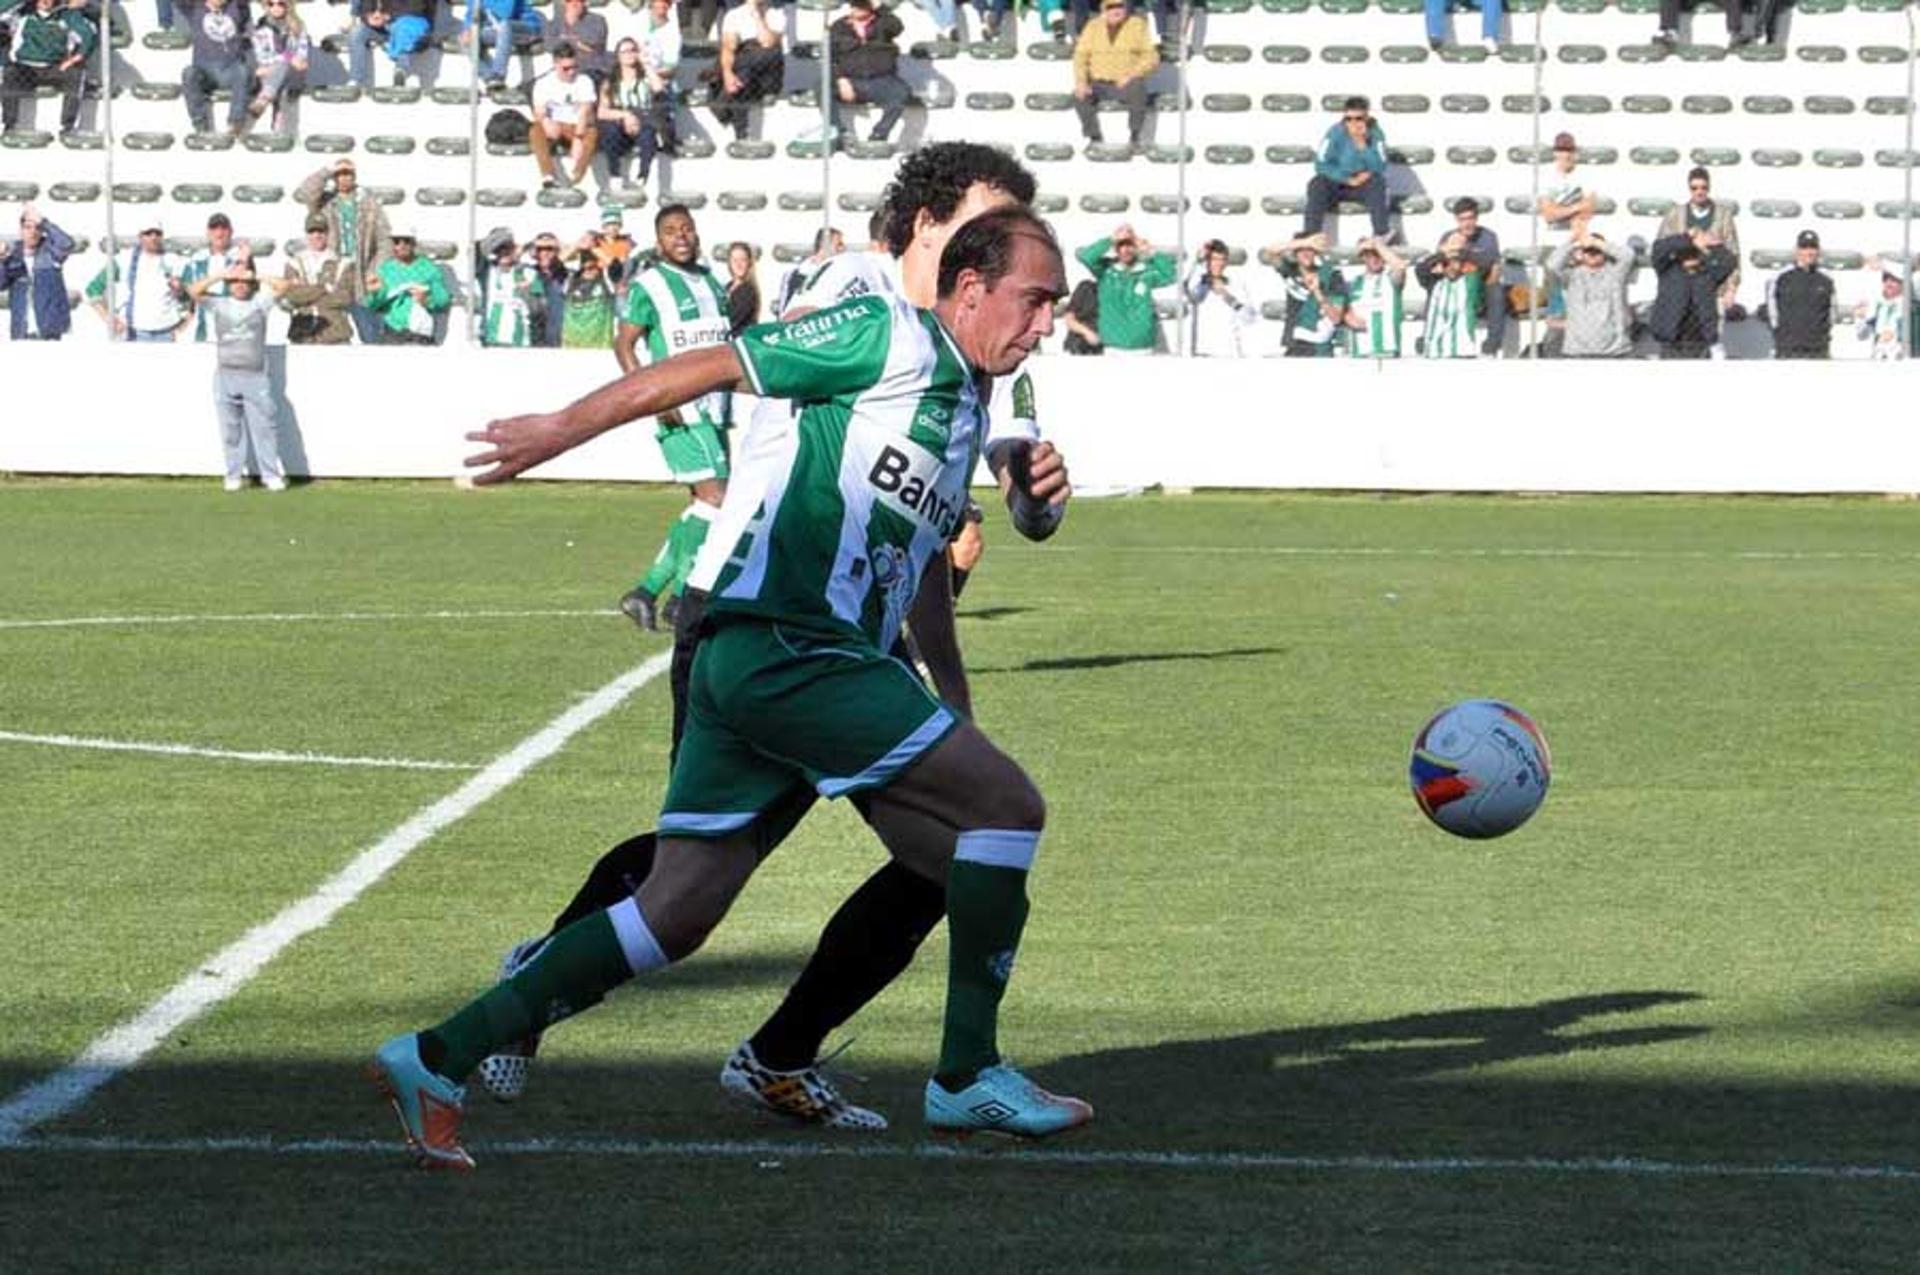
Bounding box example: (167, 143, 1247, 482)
(188, 263, 292, 490)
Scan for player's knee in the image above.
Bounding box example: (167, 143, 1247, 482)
(983, 768, 1046, 832)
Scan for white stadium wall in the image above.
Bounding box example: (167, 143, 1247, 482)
(2, 341, 1917, 493)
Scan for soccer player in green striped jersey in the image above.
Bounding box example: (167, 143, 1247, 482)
(615, 204, 736, 631)
(373, 208, 1086, 1169)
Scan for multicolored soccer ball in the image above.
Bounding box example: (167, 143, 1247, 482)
(1409, 699, 1552, 839)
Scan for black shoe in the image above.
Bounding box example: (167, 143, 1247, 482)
(619, 588, 659, 632)
(392, 69, 407, 87)
(1427, 35, 1443, 51)
(1481, 336, 1502, 356)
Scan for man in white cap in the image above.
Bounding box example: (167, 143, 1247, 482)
(84, 219, 187, 341)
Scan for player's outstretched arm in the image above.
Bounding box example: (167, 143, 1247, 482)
(907, 552, 970, 718)
(464, 344, 747, 485)
(990, 439, 1071, 542)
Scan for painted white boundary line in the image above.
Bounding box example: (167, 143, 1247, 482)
(0, 650, 673, 1146)
(6, 1134, 1919, 1183)
(0, 608, 616, 632)
(0, 730, 479, 772)
(1047, 546, 1920, 563)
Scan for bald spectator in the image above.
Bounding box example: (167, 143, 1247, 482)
(1072, 0, 1157, 154)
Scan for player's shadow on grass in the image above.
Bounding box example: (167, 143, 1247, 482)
(955, 606, 1034, 622)
(974, 646, 1287, 675)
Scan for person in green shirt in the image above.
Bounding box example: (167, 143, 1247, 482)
(560, 248, 616, 349)
(1074, 222, 1176, 352)
(364, 231, 448, 344)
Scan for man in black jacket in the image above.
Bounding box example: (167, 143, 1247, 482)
(1649, 228, 1735, 359)
(829, 0, 909, 147)
(1763, 229, 1835, 359)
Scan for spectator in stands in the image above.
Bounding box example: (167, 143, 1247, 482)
(830, 0, 909, 148)
(1762, 229, 1835, 360)
(912, 0, 960, 43)
(1538, 132, 1596, 238)
(350, 0, 434, 88)
(1, 0, 94, 137)
(1072, 0, 1157, 154)
(86, 220, 187, 340)
(1305, 96, 1390, 240)
(182, 0, 254, 135)
(547, 0, 609, 78)
(1748, 0, 1786, 46)
(1076, 223, 1176, 353)
(1271, 231, 1347, 356)
(710, 0, 784, 142)
(530, 43, 599, 190)
(1061, 278, 1102, 353)
(725, 240, 759, 336)
(282, 213, 353, 344)
(1649, 227, 1735, 358)
(774, 225, 842, 313)
(970, 0, 1010, 42)
(296, 158, 391, 344)
(366, 229, 447, 343)
(182, 212, 242, 342)
(1, 204, 75, 340)
(248, 0, 307, 130)
(593, 206, 635, 285)
(1342, 235, 1407, 358)
(1853, 262, 1914, 359)
(1443, 200, 1507, 355)
(560, 237, 617, 347)
(462, 0, 544, 89)
(677, 0, 717, 39)
(598, 37, 657, 189)
(188, 262, 291, 492)
(1184, 238, 1257, 357)
(1547, 230, 1633, 358)
(1656, 167, 1740, 314)
(1653, 0, 1740, 50)
(474, 226, 540, 346)
(530, 230, 568, 346)
(1415, 233, 1483, 358)
(636, 0, 681, 154)
(1425, 0, 1501, 52)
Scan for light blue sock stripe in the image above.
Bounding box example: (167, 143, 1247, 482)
(954, 829, 1040, 872)
(608, 896, 669, 975)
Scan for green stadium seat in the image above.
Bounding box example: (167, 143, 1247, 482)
(1035, 194, 1069, 214)
(1208, 144, 1257, 164)
(143, 29, 190, 49)
(1380, 45, 1428, 63)
(837, 192, 884, 211)
(1382, 94, 1429, 114)
(1814, 149, 1864, 167)
(779, 191, 825, 211)
(1558, 0, 1607, 12)
(427, 137, 470, 157)
(1631, 146, 1681, 165)
(60, 131, 103, 151)
(1265, 144, 1314, 164)
(1752, 149, 1803, 167)
(1859, 46, 1909, 64)
(416, 187, 466, 206)
(485, 141, 532, 157)
(1438, 45, 1491, 63)
(305, 134, 355, 154)
(1141, 195, 1189, 214)
(370, 86, 423, 105)
(1683, 95, 1732, 114)
(187, 132, 244, 151)
(1866, 97, 1912, 115)
(1264, 93, 1312, 112)
(1749, 248, 1790, 269)
(1804, 96, 1855, 114)
(171, 184, 222, 204)
(1082, 142, 1133, 163)
(246, 132, 296, 153)
(907, 37, 957, 59)
(476, 189, 525, 207)
(1750, 199, 1802, 218)
(233, 184, 282, 204)
(1263, 0, 1311, 12)
(0, 180, 39, 201)
(844, 139, 899, 161)
(1397, 195, 1435, 214)
(367, 136, 415, 156)
(124, 132, 175, 151)
(1691, 147, 1741, 166)
(1507, 144, 1553, 164)
(1024, 143, 1075, 162)
(1876, 201, 1920, 219)
(1500, 44, 1544, 63)
(1675, 44, 1726, 62)
(1815, 201, 1865, 220)
(967, 92, 1014, 110)
(365, 186, 404, 205)
(1583, 146, 1620, 165)
(1733, 43, 1785, 63)
(48, 182, 101, 204)
(1743, 96, 1792, 115)
(1563, 95, 1612, 114)
(1322, 45, 1370, 62)
(431, 88, 474, 105)
(719, 191, 769, 212)
(1321, 0, 1369, 10)
(1204, 44, 1253, 62)
(1559, 44, 1607, 63)
(1627, 196, 1675, 216)
(1875, 149, 1920, 167)
(1261, 194, 1306, 215)
(965, 41, 1015, 60)
(1617, 44, 1666, 63)
(786, 139, 826, 159)
(112, 182, 163, 203)
(130, 82, 182, 101)
(1503, 94, 1549, 114)
(1447, 145, 1497, 165)
(1445, 194, 1491, 213)
(1795, 45, 1846, 63)
(657, 190, 705, 210)
(421, 241, 458, 262)
(1025, 92, 1073, 112)
(1389, 145, 1435, 165)
(723, 140, 774, 160)
(487, 86, 533, 107)
(1202, 194, 1253, 215)
(1147, 144, 1195, 163)
(1080, 194, 1130, 214)
(1442, 94, 1490, 113)
(1210, 0, 1255, 12)
(1859, 0, 1907, 10)
(1205, 94, 1253, 112)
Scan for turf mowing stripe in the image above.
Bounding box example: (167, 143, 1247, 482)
(0, 608, 616, 631)
(0, 730, 480, 772)
(0, 649, 674, 1147)
(8, 1134, 1920, 1183)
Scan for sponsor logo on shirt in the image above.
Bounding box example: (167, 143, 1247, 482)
(868, 443, 965, 539)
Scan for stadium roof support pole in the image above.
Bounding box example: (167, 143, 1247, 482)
(1902, 0, 1915, 357)
(101, 4, 117, 348)
(820, 3, 832, 250)
(466, 34, 481, 346)
(1174, 4, 1188, 357)
(1526, 6, 1544, 359)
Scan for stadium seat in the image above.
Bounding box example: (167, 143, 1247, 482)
(1381, 94, 1429, 114)
(427, 138, 470, 157)
(1752, 149, 1803, 167)
(1624, 95, 1672, 114)
(1263, 45, 1311, 62)
(1559, 44, 1607, 63)
(417, 187, 467, 206)
(1205, 94, 1254, 112)
(1632, 146, 1681, 165)
(130, 83, 181, 101)
(365, 186, 404, 205)
(1447, 145, 1497, 165)
(661, 191, 707, 209)
(1805, 96, 1855, 115)
(1035, 194, 1070, 214)
(0, 181, 39, 201)
(172, 184, 222, 204)
(124, 132, 175, 151)
(1563, 95, 1611, 114)
(1322, 45, 1370, 62)
(719, 191, 768, 211)
(1750, 199, 1802, 218)
(1858, 47, 1909, 64)
(1141, 194, 1189, 214)
(1389, 145, 1434, 165)
(1438, 45, 1491, 63)
(1814, 149, 1865, 167)
(779, 191, 825, 211)
(1442, 94, 1490, 113)
(837, 191, 884, 211)
(243, 134, 296, 155)
(1209, 144, 1257, 164)
(1814, 201, 1865, 220)
(476, 189, 526, 207)
(1797, 45, 1847, 62)
(1875, 149, 1920, 167)
(1147, 144, 1195, 163)
(1261, 194, 1306, 215)
(967, 92, 1015, 111)
(306, 135, 356, 153)
(113, 182, 163, 202)
(310, 86, 361, 104)
(1264, 93, 1312, 112)
(1025, 143, 1075, 163)
(1865, 97, 1912, 115)
(1025, 92, 1074, 112)
(1205, 44, 1254, 62)
(1502, 94, 1548, 114)
(1627, 196, 1675, 216)
(1265, 144, 1314, 164)
(233, 185, 283, 204)
(1691, 147, 1741, 166)
(727, 140, 776, 159)
(367, 137, 415, 156)
(1202, 194, 1254, 214)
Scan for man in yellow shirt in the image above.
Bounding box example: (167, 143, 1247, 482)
(1071, 0, 1157, 153)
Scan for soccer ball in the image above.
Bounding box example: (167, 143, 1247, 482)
(1409, 699, 1552, 839)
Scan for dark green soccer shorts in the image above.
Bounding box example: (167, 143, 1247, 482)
(659, 618, 958, 838)
(656, 420, 731, 484)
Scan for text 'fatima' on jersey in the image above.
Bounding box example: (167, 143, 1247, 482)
(868, 444, 967, 542)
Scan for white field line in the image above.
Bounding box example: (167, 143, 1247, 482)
(0, 649, 674, 1147)
(1045, 545, 1920, 563)
(0, 730, 479, 772)
(5, 1134, 1920, 1183)
(0, 608, 616, 632)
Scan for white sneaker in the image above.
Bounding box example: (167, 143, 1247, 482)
(263, 476, 287, 492)
(718, 1040, 889, 1131)
(474, 937, 547, 1103)
(1482, 37, 1501, 54)
(223, 476, 245, 492)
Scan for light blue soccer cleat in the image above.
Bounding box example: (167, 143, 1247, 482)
(369, 1033, 475, 1171)
(923, 1062, 1093, 1140)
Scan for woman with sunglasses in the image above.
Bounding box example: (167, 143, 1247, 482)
(597, 37, 656, 191)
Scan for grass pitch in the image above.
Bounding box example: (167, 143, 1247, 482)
(3, 478, 1918, 1272)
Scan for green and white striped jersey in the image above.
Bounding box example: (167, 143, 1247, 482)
(1422, 271, 1481, 359)
(1345, 268, 1403, 358)
(711, 293, 987, 648)
(623, 260, 734, 431)
(481, 264, 537, 348)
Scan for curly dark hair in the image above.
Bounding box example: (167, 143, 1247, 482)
(878, 142, 1038, 259)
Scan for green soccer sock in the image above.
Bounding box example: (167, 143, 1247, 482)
(668, 501, 718, 597)
(637, 515, 686, 597)
(420, 896, 668, 1082)
(935, 830, 1040, 1091)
